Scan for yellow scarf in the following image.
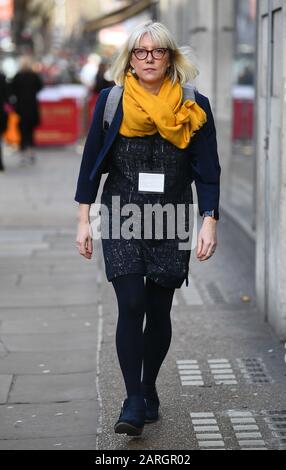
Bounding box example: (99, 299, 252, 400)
(119, 70, 207, 149)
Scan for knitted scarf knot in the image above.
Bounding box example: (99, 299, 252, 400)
(119, 70, 207, 149)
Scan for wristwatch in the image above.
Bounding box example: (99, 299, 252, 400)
(202, 210, 216, 220)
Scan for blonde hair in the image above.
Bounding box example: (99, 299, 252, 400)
(110, 21, 199, 86)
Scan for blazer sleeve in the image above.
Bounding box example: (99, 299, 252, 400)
(189, 97, 221, 220)
(74, 90, 107, 204)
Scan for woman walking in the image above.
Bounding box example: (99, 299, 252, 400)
(75, 21, 221, 437)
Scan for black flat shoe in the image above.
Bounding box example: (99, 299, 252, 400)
(141, 383, 160, 423)
(114, 395, 146, 436)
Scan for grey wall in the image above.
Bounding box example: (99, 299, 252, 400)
(255, 0, 286, 339)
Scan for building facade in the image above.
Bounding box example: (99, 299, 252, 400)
(255, 0, 286, 339)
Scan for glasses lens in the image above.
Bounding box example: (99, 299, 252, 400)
(134, 49, 147, 60)
(153, 48, 165, 59)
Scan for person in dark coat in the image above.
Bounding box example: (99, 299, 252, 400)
(0, 71, 8, 171)
(11, 56, 43, 165)
(93, 59, 115, 94)
(75, 21, 221, 437)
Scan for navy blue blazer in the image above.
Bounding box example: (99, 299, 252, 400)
(74, 86, 221, 219)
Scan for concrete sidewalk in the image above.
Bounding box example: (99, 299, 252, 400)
(0, 146, 285, 450)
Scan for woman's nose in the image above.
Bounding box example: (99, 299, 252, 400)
(145, 51, 155, 61)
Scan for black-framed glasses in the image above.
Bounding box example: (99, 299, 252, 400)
(132, 48, 169, 60)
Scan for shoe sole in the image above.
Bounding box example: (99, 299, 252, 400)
(114, 421, 143, 436)
(145, 417, 159, 424)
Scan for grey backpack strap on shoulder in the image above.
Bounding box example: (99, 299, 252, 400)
(182, 83, 197, 102)
(103, 85, 123, 130)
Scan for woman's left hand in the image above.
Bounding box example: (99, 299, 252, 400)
(196, 218, 218, 261)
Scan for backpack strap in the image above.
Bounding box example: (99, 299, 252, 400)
(182, 83, 197, 102)
(103, 85, 123, 130)
(102, 83, 198, 130)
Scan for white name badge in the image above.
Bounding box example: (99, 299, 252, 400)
(138, 172, 165, 193)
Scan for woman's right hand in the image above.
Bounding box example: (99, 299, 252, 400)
(76, 221, 93, 259)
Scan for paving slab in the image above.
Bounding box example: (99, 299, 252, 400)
(0, 317, 97, 335)
(9, 372, 97, 403)
(0, 400, 99, 440)
(0, 350, 97, 375)
(1, 332, 97, 352)
(0, 435, 97, 450)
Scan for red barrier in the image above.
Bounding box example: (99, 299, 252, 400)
(35, 98, 86, 146)
(232, 99, 254, 141)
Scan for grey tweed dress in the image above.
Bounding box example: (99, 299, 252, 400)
(100, 131, 194, 289)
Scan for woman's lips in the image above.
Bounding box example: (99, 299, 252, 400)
(144, 69, 156, 72)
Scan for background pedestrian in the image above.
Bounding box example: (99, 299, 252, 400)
(10, 56, 43, 165)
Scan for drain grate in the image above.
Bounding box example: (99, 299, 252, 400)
(236, 358, 274, 384)
(177, 357, 275, 387)
(190, 410, 268, 450)
(189, 409, 286, 450)
(208, 358, 238, 385)
(263, 410, 286, 449)
(190, 412, 225, 449)
(177, 360, 204, 386)
(228, 410, 267, 450)
(190, 410, 272, 450)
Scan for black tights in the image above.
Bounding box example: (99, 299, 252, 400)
(111, 273, 175, 397)
(18, 122, 34, 151)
